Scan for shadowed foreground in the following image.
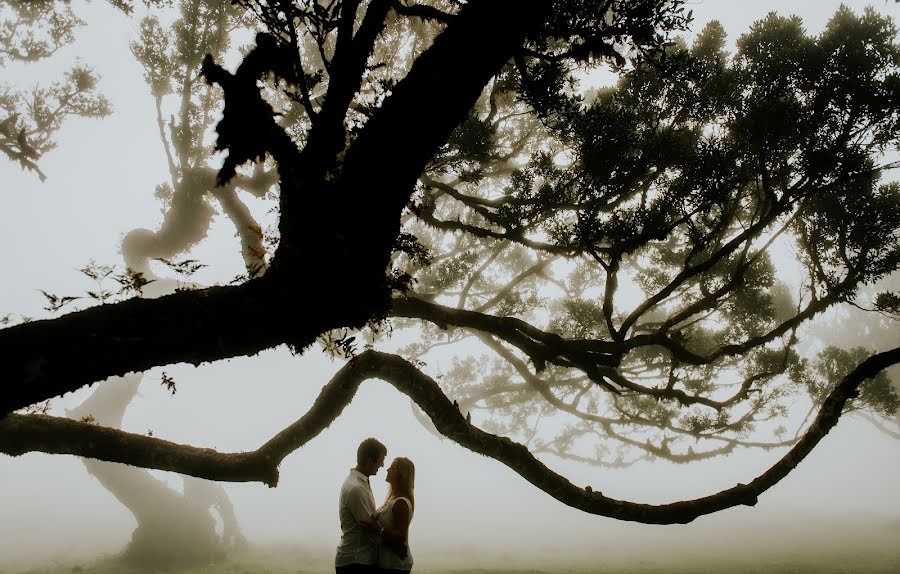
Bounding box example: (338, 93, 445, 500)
(12, 536, 900, 574)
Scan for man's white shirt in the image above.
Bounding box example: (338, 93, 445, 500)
(335, 469, 379, 567)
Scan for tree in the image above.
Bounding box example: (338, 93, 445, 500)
(67, 373, 246, 566)
(0, 0, 113, 179)
(2, 2, 255, 565)
(1, 0, 899, 529)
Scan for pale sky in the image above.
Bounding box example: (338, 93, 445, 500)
(1, 1, 899, 571)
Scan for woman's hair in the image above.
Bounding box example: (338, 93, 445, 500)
(386, 457, 415, 510)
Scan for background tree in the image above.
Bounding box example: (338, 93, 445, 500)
(67, 373, 246, 567)
(123, 0, 274, 281)
(2, 1, 255, 565)
(1, 0, 899, 530)
(75, 2, 257, 565)
(0, 0, 112, 179)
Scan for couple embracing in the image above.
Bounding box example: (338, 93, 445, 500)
(335, 438, 415, 574)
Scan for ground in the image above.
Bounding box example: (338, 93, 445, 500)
(9, 541, 900, 574)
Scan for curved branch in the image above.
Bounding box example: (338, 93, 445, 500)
(210, 186, 268, 275)
(856, 412, 900, 440)
(414, 202, 574, 255)
(392, 296, 730, 403)
(619, 207, 788, 336)
(373, 348, 900, 523)
(474, 256, 556, 313)
(391, 295, 621, 372)
(5, 348, 897, 524)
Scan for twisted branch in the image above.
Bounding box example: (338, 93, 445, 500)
(4, 347, 897, 524)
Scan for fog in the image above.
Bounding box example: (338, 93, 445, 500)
(2, 1, 899, 572)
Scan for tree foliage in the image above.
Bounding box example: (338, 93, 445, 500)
(1, 0, 899, 526)
(0, 0, 113, 179)
(401, 6, 900, 465)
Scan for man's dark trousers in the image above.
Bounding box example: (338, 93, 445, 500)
(336, 564, 379, 574)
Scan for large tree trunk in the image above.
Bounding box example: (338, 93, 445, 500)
(82, 457, 223, 567)
(68, 374, 242, 567)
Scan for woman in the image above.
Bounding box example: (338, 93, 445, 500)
(375, 457, 415, 573)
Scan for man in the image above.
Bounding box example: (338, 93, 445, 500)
(335, 437, 387, 573)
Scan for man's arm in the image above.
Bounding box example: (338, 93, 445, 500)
(347, 485, 378, 530)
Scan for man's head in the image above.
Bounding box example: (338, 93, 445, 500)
(355, 437, 387, 476)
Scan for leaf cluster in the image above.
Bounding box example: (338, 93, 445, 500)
(402, 6, 900, 464)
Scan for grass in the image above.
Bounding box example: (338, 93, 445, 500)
(10, 546, 899, 574)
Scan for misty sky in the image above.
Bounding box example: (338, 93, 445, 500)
(1, 0, 899, 571)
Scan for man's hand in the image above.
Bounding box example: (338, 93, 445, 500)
(358, 519, 380, 533)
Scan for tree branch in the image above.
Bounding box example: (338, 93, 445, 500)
(391, 1, 456, 24)
(2, 0, 556, 414)
(6, 347, 895, 524)
(0, 414, 274, 484)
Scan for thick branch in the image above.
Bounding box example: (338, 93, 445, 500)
(0, 414, 272, 484)
(6, 348, 894, 524)
(390, 295, 621, 371)
(0, 281, 280, 414)
(2, 0, 556, 413)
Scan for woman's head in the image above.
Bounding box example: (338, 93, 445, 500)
(385, 457, 415, 503)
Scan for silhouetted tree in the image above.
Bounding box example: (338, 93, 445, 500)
(398, 8, 900, 466)
(2, 0, 900, 527)
(67, 374, 246, 567)
(3, 1, 254, 565)
(0, 0, 114, 179)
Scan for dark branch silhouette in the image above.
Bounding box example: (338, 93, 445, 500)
(3, 347, 898, 524)
(2, 0, 898, 524)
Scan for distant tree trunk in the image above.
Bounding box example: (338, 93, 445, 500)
(81, 457, 223, 566)
(67, 374, 244, 567)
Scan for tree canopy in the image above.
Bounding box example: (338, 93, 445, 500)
(1, 0, 899, 526)
(0, 0, 113, 179)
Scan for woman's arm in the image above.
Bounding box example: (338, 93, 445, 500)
(381, 498, 411, 558)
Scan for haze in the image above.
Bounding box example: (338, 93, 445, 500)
(1, 1, 899, 572)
